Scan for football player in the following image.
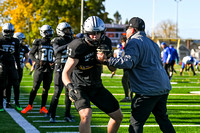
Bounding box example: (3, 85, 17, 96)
(180, 55, 196, 76)
(0, 23, 21, 111)
(13, 32, 29, 83)
(21, 25, 54, 114)
(46, 22, 75, 123)
(62, 16, 123, 133)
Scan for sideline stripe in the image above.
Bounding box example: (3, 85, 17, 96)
(40, 124, 200, 128)
(5, 108, 39, 133)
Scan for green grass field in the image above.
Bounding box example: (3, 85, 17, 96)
(0, 65, 200, 133)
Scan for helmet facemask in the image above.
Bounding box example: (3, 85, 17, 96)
(83, 16, 106, 47)
(13, 32, 26, 45)
(56, 22, 73, 38)
(2, 23, 15, 39)
(85, 31, 105, 47)
(40, 25, 53, 39)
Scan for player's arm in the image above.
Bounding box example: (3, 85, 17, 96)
(52, 39, 68, 55)
(24, 53, 29, 64)
(29, 40, 40, 64)
(62, 57, 79, 102)
(62, 57, 79, 86)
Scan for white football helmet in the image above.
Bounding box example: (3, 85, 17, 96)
(83, 16, 106, 46)
(40, 25, 53, 38)
(56, 22, 73, 37)
(2, 23, 15, 39)
(13, 32, 25, 44)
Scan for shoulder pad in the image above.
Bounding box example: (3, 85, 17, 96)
(32, 39, 40, 46)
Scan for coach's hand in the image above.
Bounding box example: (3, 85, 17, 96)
(67, 83, 78, 102)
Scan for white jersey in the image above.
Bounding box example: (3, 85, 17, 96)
(182, 56, 194, 64)
(114, 49, 124, 58)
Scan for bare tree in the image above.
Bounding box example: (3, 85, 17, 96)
(155, 19, 177, 38)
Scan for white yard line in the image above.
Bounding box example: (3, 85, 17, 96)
(33, 120, 66, 123)
(19, 92, 200, 96)
(47, 131, 79, 133)
(5, 108, 39, 133)
(39, 124, 200, 128)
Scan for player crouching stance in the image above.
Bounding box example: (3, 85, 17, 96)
(62, 16, 123, 133)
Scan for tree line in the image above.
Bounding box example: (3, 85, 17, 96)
(0, 0, 177, 45)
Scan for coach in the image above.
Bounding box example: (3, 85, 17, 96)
(97, 17, 175, 133)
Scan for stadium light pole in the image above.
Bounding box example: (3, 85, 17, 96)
(80, 0, 84, 33)
(175, 0, 181, 39)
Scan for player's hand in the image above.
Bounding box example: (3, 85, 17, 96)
(49, 63, 54, 66)
(67, 83, 78, 102)
(111, 71, 116, 78)
(39, 60, 43, 66)
(97, 52, 106, 62)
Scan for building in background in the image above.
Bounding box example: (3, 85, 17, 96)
(105, 23, 126, 48)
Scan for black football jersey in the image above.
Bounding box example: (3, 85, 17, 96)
(19, 45, 29, 64)
(0, 37, 20, 66)
(30, 38, 54, 64)
(67, 37, 112, 87)
(51, 36, 73, 64)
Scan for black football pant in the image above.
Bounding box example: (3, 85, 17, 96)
(0, 63, 19, 106)
(7, 68, 21, 105)
(48, 64, 72, 118)
(129, 94, 175, 133)
(163, 63, 170, 78)
(6, 80, 20, 105)
(18, 68, 23, 84)
(29, 70, 53, 108)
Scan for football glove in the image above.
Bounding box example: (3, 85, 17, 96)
(67, 83, 78, 102)
(96, 44, 113, 58)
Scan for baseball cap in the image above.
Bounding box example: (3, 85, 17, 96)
(117, 44, 122, 49)
(161, 42, 166, 45)
(128, 17, 145, 31)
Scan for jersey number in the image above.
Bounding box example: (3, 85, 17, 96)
(61, 49, 68, 63)
(41, 49, 53, 62)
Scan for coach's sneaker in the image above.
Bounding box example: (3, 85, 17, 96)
(15, 104, 23, 111)
(40, 106, 48, 114)
(21, 104, 33, 114)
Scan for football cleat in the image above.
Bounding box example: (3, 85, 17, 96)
(64, 116, 75, 122)
(6, 103, 13, 108)
(21, 104, 33, 114)
(40, 106, 48, 114)
(49, 117, 56, 123)
(0, 105, 4, 112)
(44, 112, 51, 118)
(15, 104, 23, 111)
